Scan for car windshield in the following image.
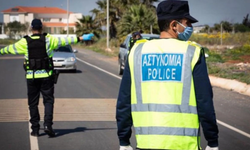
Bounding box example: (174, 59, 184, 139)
(142, 36, 159, 40)
(129, 35, 159, 42)
(55, 46, 72, 53)
(141, 36, 159, 40)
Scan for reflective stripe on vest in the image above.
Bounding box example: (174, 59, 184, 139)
(26, 70, 53, 79)
(57, 37, 75, 49)
(129, 40, 200, 150)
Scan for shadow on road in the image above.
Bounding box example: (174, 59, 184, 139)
(39, 127, 116, 137)
(57, 70, 82, 74)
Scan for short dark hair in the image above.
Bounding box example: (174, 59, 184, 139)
(158, 20, 171, 32)
(158, 19, 181, 32)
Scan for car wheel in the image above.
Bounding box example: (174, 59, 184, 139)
(118, 61, 124, 75)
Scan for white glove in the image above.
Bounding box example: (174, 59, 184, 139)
(119, 145, 133, 150)
(205, 146, 219, 150)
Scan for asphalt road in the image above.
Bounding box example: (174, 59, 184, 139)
(0, 45, 249, 150)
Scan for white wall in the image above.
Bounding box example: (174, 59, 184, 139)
(69, 13, 82, 23)
(10, 14, 19, 22)
(0, 34, 8, 39)
(25, 13, 34, 24)
(4, 14, 10, 23)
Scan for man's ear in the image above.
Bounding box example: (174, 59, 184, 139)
(170, 20, 177, 31)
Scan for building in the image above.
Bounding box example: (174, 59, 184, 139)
(193, 25, 206, 33)
(1, 6, 82, 34)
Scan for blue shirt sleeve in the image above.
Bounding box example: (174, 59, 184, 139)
(116, 60, 133, 146)
(193, 48, 219, 147)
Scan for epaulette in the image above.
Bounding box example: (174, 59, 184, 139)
(43, 33, 48, 36)
(188, 41, 202, 48)
(135, 39, 148, 44)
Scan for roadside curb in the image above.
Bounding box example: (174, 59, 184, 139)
(209, 75, 250, 97)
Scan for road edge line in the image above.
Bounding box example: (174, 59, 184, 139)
(217, 120, 250, 138)
(76, 57, 122, 80)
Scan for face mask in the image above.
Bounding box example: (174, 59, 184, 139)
(176, 21, 193, 41)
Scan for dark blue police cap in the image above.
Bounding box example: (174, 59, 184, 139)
(133, 32, 141, 36)
(31, 19, 43, 29)
(157, 0, 198, 23)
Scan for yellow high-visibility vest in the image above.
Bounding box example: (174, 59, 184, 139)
(128, 39, 202, 150)
(0, 34, 78, 79)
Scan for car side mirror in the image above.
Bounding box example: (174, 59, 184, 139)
(73, 49, 78, 53)
(120, 44, 126, 48)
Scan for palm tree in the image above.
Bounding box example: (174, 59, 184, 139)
(89, 0, 159, 39)
(117, 4, 158, 38)
(142, 0, 159, 7)
(75, 15, 102, 39)
(91, 0, 123, 39)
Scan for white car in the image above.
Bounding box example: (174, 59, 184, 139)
(53, 45, 78, 72)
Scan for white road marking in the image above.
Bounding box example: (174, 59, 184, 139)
(76, 58, 122, 80)
(217, 120, 250, 138)
(76, 57, 250, 139)
(28, 116, 39, 150)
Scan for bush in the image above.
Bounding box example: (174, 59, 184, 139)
(191, 32, 250, 45)
(0, 39, 17, 45)
(206, 51, 225, 63)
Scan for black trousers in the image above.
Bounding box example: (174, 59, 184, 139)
(27, 77, 54, 131)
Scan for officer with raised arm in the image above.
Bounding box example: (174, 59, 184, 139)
(0, 19, 84, 137)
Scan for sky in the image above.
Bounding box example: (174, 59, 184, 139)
(0, 0, 249, 26)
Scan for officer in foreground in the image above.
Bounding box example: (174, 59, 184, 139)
(0, 19, 83, 137)
(116, 0, 219, 150)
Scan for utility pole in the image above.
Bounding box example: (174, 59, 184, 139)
(220, 23, 223, 46)
(150, 24, 152, 34)
(67, 0, 69, 37)
(106, 0, 110, 50)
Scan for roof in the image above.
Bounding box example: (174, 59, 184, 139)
(127, 33, 160, 38)
(43, 22, 76, 27)
(1, 6, 71, 14)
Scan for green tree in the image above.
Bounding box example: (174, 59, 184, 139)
(200, 25, 211, 33)
(5, 21, 28, 39)
(117, 4, 158, 38)
(142, 0, 159, 7)
(75, 15, 102, 39)
(212, 21, 233, 32)
(234, 23, 250, 32)
(92, 0, 123, 39)
(221, 21, 233, 32)
(90, 0, 159, 39)
(242, 14, 250, 28)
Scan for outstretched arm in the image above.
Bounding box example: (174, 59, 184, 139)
(0, 38, 28, 55)
(47, 34, 83, 50)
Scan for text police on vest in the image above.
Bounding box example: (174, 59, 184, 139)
(142, 53, 183, 81)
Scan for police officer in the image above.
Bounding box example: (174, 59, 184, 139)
(129, 31, 142, 51)
(116, 1, 219, 150)
(0, 19, 84, 137)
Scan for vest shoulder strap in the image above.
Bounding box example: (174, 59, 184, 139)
(24, 35, 33, 43)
